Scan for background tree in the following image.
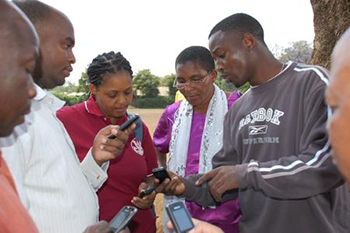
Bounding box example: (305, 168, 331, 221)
(310, 0, 350, 69)
(277, 40, 312, 64)
(133, 69, 160, 98)
(52, 81, 77, 93)
(162, 74, 177, 98)
(215, 71, 250, 94)
(76, 71, 89, 94)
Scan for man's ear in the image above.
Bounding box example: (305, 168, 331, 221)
(211, 69, 218, 83)
(242, 33, 255, 51)
(88, 83, 97, 95)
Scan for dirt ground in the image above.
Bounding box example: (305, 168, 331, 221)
(128, 108, 165, 233)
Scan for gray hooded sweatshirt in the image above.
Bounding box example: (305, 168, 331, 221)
(180, 62, 350, 233)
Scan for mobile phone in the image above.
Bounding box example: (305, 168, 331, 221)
(152, 166, 171, 183)
(108, 115, 140, 139)
(110, 206, 137, 233)
(166, 201, 195, 233)
(139, 167, 171, 198)
(139, 186, 155, 198)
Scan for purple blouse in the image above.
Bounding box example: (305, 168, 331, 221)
(153, 91, 241, 233)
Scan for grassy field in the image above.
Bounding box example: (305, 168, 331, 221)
(128, 108, 165, 233)
(128, 108, 164, 133)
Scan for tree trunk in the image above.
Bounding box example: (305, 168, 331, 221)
(310, 0, 350, 69)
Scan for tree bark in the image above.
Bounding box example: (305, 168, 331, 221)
(310, 0, 350, 69)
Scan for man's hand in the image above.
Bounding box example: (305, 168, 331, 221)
(195, 166, 238, 202)
(167, 218, 223, 233)
(155, 171, 185, 196)
(131, 182, 156, 209)
(92, 124, 135, 166)
(83, 221, 110, 233)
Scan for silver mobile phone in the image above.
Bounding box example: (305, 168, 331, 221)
(110, 206, 137, 233)
(166, 201, 195, 233)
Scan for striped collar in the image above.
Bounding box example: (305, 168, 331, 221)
(84, 95, 104, 117)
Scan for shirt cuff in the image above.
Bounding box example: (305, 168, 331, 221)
(81, 148, 109, 190)
(236, 163, 249, 189)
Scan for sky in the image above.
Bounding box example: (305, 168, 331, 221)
(41, 0, 315, 84)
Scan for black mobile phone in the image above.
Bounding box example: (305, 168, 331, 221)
(166, 201, 195, 233)
(110, 205, 137, 233)
(139, 167, 171, 198)
(108, 115, 140, 139)
(152, 166, 171, 183)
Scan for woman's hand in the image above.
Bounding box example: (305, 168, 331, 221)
(91, 124, 135, 166)
(131, 182, 156, 209)
(156, 171, 185, 196)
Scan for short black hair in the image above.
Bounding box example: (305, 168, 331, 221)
(87, 51, 133, 87)
(13, 0, 54, 25)
(175, 46, 215, 72)
(209, 13, 265, 43)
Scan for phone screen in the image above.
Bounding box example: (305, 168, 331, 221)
(172, 206, 194, 232)
(110, 207, 136, 232)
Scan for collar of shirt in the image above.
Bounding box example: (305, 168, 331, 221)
(84, 95, 104, 117)
(84, 95, 127, 124)
(23, 85, 65, 125)
(34, 84, 65, 111)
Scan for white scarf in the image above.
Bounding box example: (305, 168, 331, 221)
(163, 85, 228, 232)
(168, 84, 228, 176)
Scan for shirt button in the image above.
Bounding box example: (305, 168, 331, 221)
(96, 175, 100, 179)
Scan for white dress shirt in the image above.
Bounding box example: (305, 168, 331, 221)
(1, 85, 108, 233)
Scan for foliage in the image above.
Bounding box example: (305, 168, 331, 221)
(274, 40, 313, 64)
(51, 81, 77, 93)
(215, 72, 250, 94)
(51, 91, 87, 106)
(131, 96, 174, 108)
(162, 74, 177, 98)
(76, 71, 89, 94)
(237, 82, 250, 94)
(159, 76, 169, 86)
(215, 73, 235, 92)
(133, 69, 160, 98)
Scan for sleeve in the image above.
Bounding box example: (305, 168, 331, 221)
(236, 83, 344, 199)
(153, 107, 172, 154)
(179, 112, 240, 207)
(180, 154, 239, 207)
(80, 148, 109, 191)
(142, 123, 158, 174)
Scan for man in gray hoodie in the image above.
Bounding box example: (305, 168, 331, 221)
(160, 13, 350, 233)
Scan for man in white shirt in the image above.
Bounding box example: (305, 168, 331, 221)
(1, 1, 132, 233)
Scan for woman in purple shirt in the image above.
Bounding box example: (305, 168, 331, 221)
(153, 46, 241, 233)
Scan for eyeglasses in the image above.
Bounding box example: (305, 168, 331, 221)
(173, 73, 210, 89)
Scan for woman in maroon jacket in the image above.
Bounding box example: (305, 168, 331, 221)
(57, 51, 157, 233)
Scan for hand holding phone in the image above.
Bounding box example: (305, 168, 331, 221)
(139, 167, 171, 198)
(110, 206, 137, 233)
(108, 115, 139, 139)
(166, 201, 194, 233)
(152, 166, 171, 183)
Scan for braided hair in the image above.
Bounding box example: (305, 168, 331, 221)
(87, 51, 133, 87)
